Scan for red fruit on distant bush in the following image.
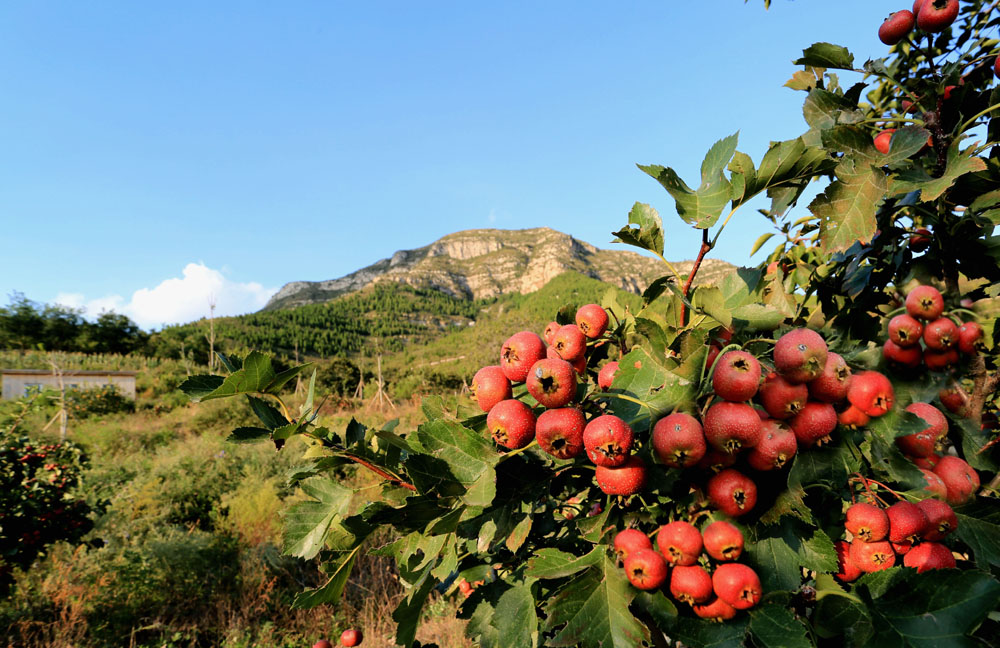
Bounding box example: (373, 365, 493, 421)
(919, 467, 949, 498)
(958, 321, 984, 355)
(535, 408, 586, 459)
(884, 339, 923, 368)
(652, 412, 707, 468)
(340, 629, 363, 647)
(500, 331, 546, 383)
(905, 541, 957, 572)
(906, 285, 944, 320)
(808, 353, 852, 403)
(712, 351, 762, 402)
(471, 366, 512, 412)
(624, 548, 668, 590)
(702, 521, 744, 561)
(712, 563, 762, 610)
(703, 402, 762, 454)
(835, 540, 863, 582)
(486, 399, 536, 449)
(774, 328, 829, 383)
(917, 0, 959, 32)
(759, 372, 809, 419)
(923, 317, 958, 350)
(889, 314, 924, 348)
(746, 420, 797, 471)
(693, 597, 738, 622)
(595, 455, 646, 496)
(850, 540, 896, 572)
(576, 304, 609, 339)
(887, 501, 930, 544)
(847, 371, 894, 417)
(583, 415, 633, 467)
(613, 528, 653, 562)
(790, 402, 838, 448)
(874, 129, 896, 154)
(707, 469, 758, 517)
(656, 520, 703, 566)
(846, 502, 890, 542)
(526, 358, 577, 409)
(933, 455, 980, 505)
(550, 324, 587, 361)
(939, 386, 969, 415)
(543, 321, 561, 345)
(838, 405, 871, 428)
(598, 361, 619, 390)
(917, 498, 958, 541)
(899, 402, 948, 457)
(671, 565, 714, 604)
(879, 10, 915, 45)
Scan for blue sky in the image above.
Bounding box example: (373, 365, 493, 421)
(0, 2, 905, 328)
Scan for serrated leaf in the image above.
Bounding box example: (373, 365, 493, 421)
(731, 303, 785, 331)
(412, 419, 499, 506)
(544, 557, 648, 648)
(882, 127, 933, 163)
(393, 561, 438, 648)
(612, 202, 664, 256)
(526, 547, 604, 580)
(492, 585, 538, 648)
(247, 395, 288, 429)
(788, 439, 859, 491)
(599, 347, 694, 425)
(746, 532, 803, 594)
(667, 616, 749, 648)
(812, 156, 887, 253)
(890, 138, 988, 202)
(283, 478, 354, 560)
(505, 514, 532, 554)
(266, 362, 313, 394)
(795, 42, 855, 70)
(179, 374, 225, 400)
(291, 547, 359, 608)
(803, 89, 862, 131)
(631, 590, 677, 629)
(749, 603, 812, 648)
(692, 285, 732, 328)
(956, 514, 1000, 569)
(226, 427, 272, 444)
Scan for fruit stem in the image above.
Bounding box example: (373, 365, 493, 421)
(678, 229, 713, 327)
(958, 103, 1000, 135)
(650, 251, 686, 290)
(950, 308, 979, 321)
(497, 439, 538, 463)
(339, 451, 417, 491)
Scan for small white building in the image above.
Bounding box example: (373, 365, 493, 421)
(1, 369, 138, 400)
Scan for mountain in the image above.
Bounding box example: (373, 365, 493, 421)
(263, 227, 734, 311)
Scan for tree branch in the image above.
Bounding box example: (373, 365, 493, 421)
(678, 229, 713, 327)
(340, 451, 417, 491)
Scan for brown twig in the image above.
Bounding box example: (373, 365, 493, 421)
(678, 229, 713, 327)
(340, 451, 417, 491)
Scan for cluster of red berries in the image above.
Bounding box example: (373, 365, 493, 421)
(878, 0, 959, 46)
(883, 284, 984, 372)
(614, 521, 761, 621)
(312, 629, 362, 648)
(836, 495, 959, 579)
(457, 577, 485, 597)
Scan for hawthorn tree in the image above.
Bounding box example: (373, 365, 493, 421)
(184, 2, 1000, 646)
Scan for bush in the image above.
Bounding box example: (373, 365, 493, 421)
(65, 384, 135, 419)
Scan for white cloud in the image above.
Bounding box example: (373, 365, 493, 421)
(55, 263, 278, 330)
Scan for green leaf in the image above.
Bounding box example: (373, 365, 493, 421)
(631, 590, 677, 629)
(291, 547, 359, 608)
(178, 374, 224, 400)
(890, 138, 988, 202)
(803, 89, 862, 131)
(747, 518, 837, 593)
(812, 156, 887, 253)
(731, 303, 785, 331)
(788, 440, 859, 491)
(283, 478, 354, 560)
(745, 532, 803, 594)
(599, 347, 695, 425)
(749, 603, 812, 648)
(667, 616, 749, 648)
(544, 557, 648, 648)
(956, 513, 1000, 569)
(393, 561, 438, 648)
(752, 138, 835, 199)
(794, 42, 855, 70)
(612, 202, 664, 256)
(216, 352, 241, 372)
(750, 232, 776, 256)
(882, 127, 933, 164)
(266, 362, 313, 394)
(492, 585, 538, 648)
(692, 285, 732, 328)
(505, 514, 532, 554)
(526, 547, 604, 580)
(411, 419, 499, 506)
(226, 427, 271, 444)
(247, 395, 288, 429)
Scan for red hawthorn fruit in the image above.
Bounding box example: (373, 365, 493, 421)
(746, 420, 798, 471)
(846, 502, 890, 542)
(471, 366, 513, 412)
(874, 129, 896, 154)
(703, 402, 762, 454)
(671, 565, 714, 604)
(340, 629, 363, 647)
(500, 331, 546, 383)
(550, 324, 587, 361)
(958, 321, 984, 355)
(879, 10, 915, 45)
(486, 399, 536, 449)
(933, 455, 980, 505)
(883, 339, 923, 368)
(712, 563, 762, 610)
(526, 358, 577, 409)
(910, 227, 932, 252)
(887, 501, 930, 544)
(313, 640, 333, 648)
(535, 408, 586, 459)
(889, 314, 925, 348)
(847, 371, 894, 417)
(892, 540, 914, 556)
(712, 351, 762, 402)
(624, 548, 668, 590)
(916, 498, 958, 541)
(808, 352, 852, 404)
(568, 353, 587, 376)
(613, 528, 653, 562)
(707, 469, 757, 517)
(919, 467, 949, 499)
(916, 0, 959, 32)
(652, 412, 707, 469)
(458, 578, 474, 597)
(598, 361, 619, 391)
(924, 347, 959, 371)
(838, 405, 871, 428)
(543, 321, 561, 345)
(923, 317, 958, 350)
(939, 386, 969, 416)
(995, 56, 1000, 80)
(576, 303, 609, 339)
(899, 402, 948, 457)
(583, 414, 634, 467)
(790, 402, 838, 448)
(595, 455, 646, 496)
(913, 0, 929, 14)
(759, 372, 809, 419)
(693, 597, 738, 622)
(697, 448, 738, 473)
(850, 540, 896, 572)
(774, 328, 829, 384)
(905, 285, 945, 320)
(706, 344, 722, 373)
(904, 541, 956, 572)
(835, 540, 863, 582)
(657, 520, 703, 566)
(702, 520, 744, 561)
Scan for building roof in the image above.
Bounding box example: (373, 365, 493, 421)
(1, 369, 138, 376)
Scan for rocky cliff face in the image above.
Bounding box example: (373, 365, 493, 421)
(263, 227, 734, 311)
